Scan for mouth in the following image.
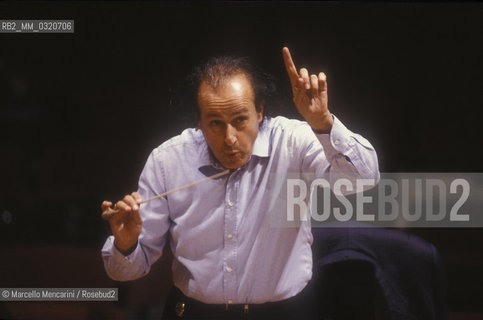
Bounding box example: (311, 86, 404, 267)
(224, 151, 241, 159)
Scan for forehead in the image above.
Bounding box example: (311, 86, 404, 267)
(197, 73, 255, 113)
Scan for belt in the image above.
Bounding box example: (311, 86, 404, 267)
(162, 284, 317, 320)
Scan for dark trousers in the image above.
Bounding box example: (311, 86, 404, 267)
(161, 281, 318, 320)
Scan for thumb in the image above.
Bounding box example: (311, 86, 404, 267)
(101, 201, 113, 212)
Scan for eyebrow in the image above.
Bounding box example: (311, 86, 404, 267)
(206, 108, 249, 118)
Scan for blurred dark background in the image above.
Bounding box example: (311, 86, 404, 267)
(0, 2, 482, 319)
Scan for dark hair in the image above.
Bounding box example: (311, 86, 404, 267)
(174, 55, 277, 126)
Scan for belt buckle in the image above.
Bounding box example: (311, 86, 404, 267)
(175, 301, 185, 317)
(225, 303, 249, 313)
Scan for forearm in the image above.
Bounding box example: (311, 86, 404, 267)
(101, 150, 171, 281)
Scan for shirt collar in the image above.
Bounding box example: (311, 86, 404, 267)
(251, 122, 270, 158)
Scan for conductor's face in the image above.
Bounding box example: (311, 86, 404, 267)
(198, 73, 263, 169)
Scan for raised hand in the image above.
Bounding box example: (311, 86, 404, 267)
(282, 47, 333, 132)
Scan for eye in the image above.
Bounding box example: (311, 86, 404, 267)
(209, 120, 222, 127)
(235, 117, 248, 124)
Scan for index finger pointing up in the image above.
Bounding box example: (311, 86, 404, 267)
(282, 47, 300, 86)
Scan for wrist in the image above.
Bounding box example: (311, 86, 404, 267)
(114, 239, 138, 256)
(309, 113, 334, 133)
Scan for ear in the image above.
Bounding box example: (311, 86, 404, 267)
(257, 103, 264, 124)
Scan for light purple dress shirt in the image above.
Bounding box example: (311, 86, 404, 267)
(102, 115, 379, 304)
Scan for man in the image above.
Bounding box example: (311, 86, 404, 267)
(101, 47, 379, 319)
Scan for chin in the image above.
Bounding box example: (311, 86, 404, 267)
(223, 162, 243, 169)
(222, 158, 247, 169)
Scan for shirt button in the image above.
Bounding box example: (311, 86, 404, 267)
(228, 201, 234, 207)
(334, 139, 340, 145)
(226, 267, 233, 272)
(227, 234, 233, 239)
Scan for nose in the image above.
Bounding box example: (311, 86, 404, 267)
(224, 124, 237, 147)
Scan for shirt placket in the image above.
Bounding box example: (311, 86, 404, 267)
(223, 170, 239, 303)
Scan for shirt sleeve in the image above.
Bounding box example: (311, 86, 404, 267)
(298, 115, 380, 191)
(101, 149, 171, 281)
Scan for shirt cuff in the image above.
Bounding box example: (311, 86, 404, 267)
(101, 235, 141, 267)
(314, 115, 354, 159)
